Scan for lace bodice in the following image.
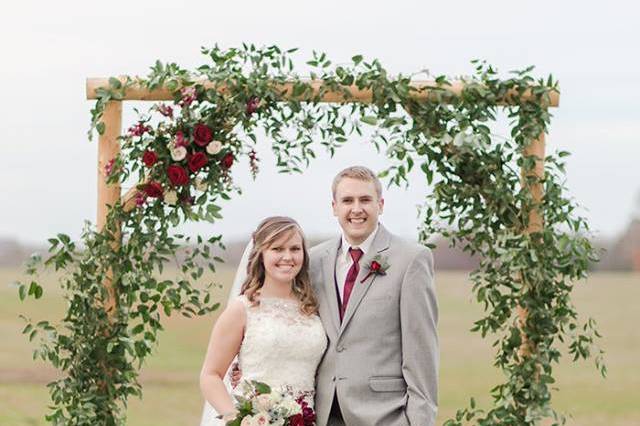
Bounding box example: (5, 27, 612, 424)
(238, 295, 327, 397)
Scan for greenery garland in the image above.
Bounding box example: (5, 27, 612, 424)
(17, 44, 603, 425)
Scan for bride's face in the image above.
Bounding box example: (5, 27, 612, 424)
(262, 230, 304, 286)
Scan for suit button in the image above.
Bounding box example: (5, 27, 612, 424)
(332, 376, 336, 382)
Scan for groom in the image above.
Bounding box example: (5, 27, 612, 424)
(309, 165, 438, 426)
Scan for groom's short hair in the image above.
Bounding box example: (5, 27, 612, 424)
(332, 166, 383, 199)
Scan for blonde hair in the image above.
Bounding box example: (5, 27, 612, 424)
(240, 216, 318, 316)
(331, 165, 383, 199)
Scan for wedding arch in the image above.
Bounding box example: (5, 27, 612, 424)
(19, 45, 603, 425)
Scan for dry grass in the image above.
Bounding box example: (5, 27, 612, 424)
(1, 268, 638, 425)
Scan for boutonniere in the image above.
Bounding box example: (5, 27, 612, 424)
(360, 255, 390, 283)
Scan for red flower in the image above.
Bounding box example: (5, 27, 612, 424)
(128, 122, 151, 137)
(104, 158, 116, 176)
(142, 150, 158, 167)
(143, 181, 163, 198)
(135, 191, 147, 206)
(175, 130, 189, 148)
(246, 96, 260, 116)
(180, 193, 195, 206)
(289, 414, 304, 426)
(188, 152, 208, 172)
(179, 86, 197, 107)
(157, 104, 173, 118)
(221, 153, 234, 169)
(193, 123, 213, 147)
(296, 397, 316, 426)
(167, 165, 189, 186)
(360, 257, 389, 283)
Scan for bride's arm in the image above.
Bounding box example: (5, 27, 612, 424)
(199, 298, 246, 419)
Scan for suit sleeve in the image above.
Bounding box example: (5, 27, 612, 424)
(400, 247, 438, 426)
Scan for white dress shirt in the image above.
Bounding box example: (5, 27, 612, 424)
(335, 224, 379, 303)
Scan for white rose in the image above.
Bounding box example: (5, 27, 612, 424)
(280, 395, 301, 416)
(194, 177, 208, 192)
(163, 190, 178, 205)
(254, 412, 270, 425)
(269, 391, 283, 405)
(171, 146, 187, 161)
(253, 394, 273, 412)
(206, 140, 223, 155)
(240, 415, 255, 426)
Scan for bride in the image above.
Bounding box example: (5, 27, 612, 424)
(199, 216, 328, 425)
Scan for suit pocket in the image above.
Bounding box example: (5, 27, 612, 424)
(369, 376, 407, 392)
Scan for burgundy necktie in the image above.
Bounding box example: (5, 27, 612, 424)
(340, 247, 363, 321)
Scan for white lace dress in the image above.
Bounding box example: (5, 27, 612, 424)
(201, 295, 327, 425)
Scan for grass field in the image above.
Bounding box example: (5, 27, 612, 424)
(1, 268, 638, 425)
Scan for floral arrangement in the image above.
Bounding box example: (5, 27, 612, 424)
(112, 85, 260, 211)
(360, 254, 390, 283)
(226, 381, 315, 426)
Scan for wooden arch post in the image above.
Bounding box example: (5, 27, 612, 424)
(96, 100, 122, 317)
(518, 132, 545, 357)
(87, 77, 557, 350)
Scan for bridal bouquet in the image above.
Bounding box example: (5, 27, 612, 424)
(224, 381, 315, 426)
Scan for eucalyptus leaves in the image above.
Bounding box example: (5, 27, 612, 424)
(18, 45, 601, 425)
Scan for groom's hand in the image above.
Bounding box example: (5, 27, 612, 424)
(229, 362, 242, 388)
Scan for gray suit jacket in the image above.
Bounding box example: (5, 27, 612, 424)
(310, 225, 439, 426)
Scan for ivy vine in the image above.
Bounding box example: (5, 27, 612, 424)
(18, 44, 603, 425)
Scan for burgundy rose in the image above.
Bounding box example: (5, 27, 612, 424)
(246, 96, 260, 116)
(370, 261, 381, 271)
(180, 193, 195, 206)
(167, 164, 189, 186)
(289, 414, 304, 426)
(135, 191, 147, 206)
(142, 150, 158, 167)
(303, 408, 315, 425)
(128, 122, 151, 137)
(143, 181, 163, 198)
(188, 151, 208, 173)
(221, 153, 234, 169)
(175, 130, 189, 148)
(179, 86, 197, 107)
(193, 123, 213, 147)
(296, 397, 316, 426)
(157, 104, 173, 118)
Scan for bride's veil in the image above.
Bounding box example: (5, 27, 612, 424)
(199, 239, 253, 426)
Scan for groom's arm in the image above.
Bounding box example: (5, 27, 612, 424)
(400, 247, 439, 426)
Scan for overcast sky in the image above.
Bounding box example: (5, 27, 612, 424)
(1, 0, 639, 245)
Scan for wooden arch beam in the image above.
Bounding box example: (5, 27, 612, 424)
(86, 77, 560, 107)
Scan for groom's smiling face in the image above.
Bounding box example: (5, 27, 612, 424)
(332, 177, 384, 245)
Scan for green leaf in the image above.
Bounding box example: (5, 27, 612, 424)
(34, 284, 43, 299)
(166, 80, 178, 92)
(253, 381, 271, 394)
(361, 116, 378, 125)
(18, 285, 26, 301)
(108, 77, 122, 90)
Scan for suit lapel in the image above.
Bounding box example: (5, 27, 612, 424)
(339, 225, 391, 335)
(319, 237, 341, 335)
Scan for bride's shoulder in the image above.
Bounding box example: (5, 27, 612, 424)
(230, 295, 251, 308)
(222, 296, 249, 320)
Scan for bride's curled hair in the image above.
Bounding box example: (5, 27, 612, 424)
(240, 216, 319, 315)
